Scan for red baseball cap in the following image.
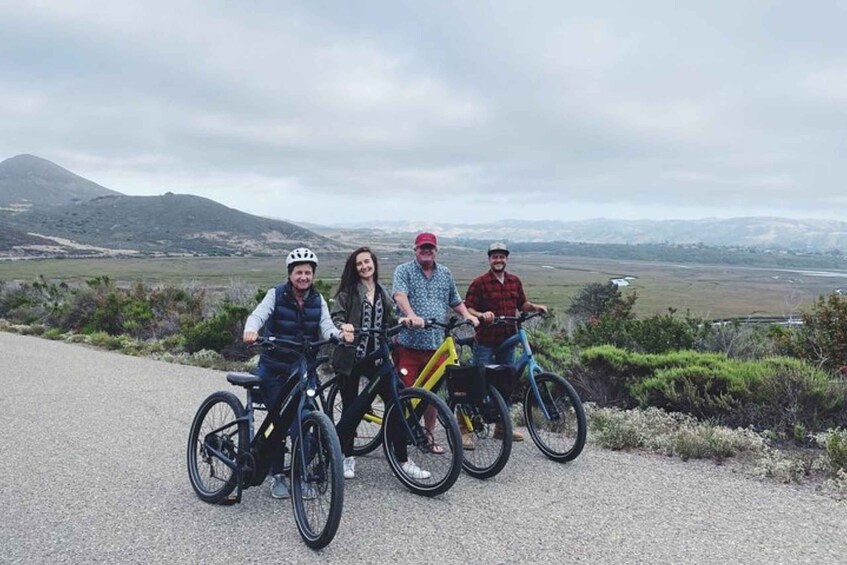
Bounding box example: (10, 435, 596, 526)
(414, 232, 438, 248)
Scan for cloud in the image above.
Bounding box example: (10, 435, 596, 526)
(2, 1, 847, 224)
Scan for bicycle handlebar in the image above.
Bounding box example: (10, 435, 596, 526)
(352, 323, 405, 339)
(425, 317, 473, 331)
(253, 335, 339, 354)
(489, 311, 545, 326)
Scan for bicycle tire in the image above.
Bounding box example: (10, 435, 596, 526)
(186, 391, 249, 504)
(524, 372, 587, 462)
(382, 387, 462, 497)
(451, 385, 513, 479)
(290, 411, 345, 549)
(326, 381, 384, 456)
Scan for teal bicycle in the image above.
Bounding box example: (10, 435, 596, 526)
(478, 312, 586, 462)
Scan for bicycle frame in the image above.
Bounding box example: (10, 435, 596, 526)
(331, 337, 428, 445)
(411, 334, 460, 392)
(410, 320, 485, 432)
(491, 317, 554, 420)
(203, 341, 327, 501)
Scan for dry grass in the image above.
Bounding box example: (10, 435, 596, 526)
(2, 251, 840, 318)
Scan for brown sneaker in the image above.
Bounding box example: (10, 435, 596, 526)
(494, 425, 524, 442)
(461, 432, 475, 451)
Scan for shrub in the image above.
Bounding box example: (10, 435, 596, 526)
(773, 293, 847, 372)
(752, 447, 817, 483)
(87, 331, 124, 350)
(698, 321, 778, 360)
(181, 301, 250, 359)
(574, 346, 847, 434)
(586, 404, 765, 461)
(816, 429, 847, 474)
(574, 307, 703, 354)
(567, 282, 635, 322)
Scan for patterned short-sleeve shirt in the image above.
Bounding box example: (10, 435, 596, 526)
(392, 260, 462, 350)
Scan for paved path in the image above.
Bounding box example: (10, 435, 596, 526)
(2, 331, 846, 564)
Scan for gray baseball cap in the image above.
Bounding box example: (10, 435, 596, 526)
(488, 242, 510, 256)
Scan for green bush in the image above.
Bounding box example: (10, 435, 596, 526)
(774, 293, 847, 373)
(87, 331, 124, 350)
(817, 429, 847, 474)
(573, 346, 847, 434)
(181, 301, 249, 358)
(574, 307, 702, 354)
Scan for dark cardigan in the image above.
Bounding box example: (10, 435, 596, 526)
(331, 281, 397, 376)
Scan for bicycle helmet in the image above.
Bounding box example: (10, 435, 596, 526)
(286, 247, 318, 271)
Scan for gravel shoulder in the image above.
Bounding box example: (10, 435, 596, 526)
(2, 331, 846, 564)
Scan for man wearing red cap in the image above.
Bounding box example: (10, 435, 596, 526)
(392, 232, 479, 446)
(464, 242, 547, 443)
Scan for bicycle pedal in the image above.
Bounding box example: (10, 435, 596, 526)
(221, 494, 240, 506)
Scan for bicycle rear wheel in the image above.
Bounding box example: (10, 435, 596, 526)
(326, 380, 384, 456)
(524, 372, 586, 462)
(452, 385, 513, 479)
(383, 387, 462, 497)
(290, 411, 344, 549)
(186, 391, 249, 503)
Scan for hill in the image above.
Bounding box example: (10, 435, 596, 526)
(0, 155, 338, 258)
(0, 154, 120, 209)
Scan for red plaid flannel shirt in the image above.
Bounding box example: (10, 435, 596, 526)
(464, 270, 527, 346)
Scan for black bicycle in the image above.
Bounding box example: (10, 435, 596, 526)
(323, 324, 463, 496)
(186, 336, 344, 549)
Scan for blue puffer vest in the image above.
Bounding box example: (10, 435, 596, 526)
(260, 282, 322, 369)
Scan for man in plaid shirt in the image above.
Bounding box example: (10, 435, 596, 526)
(465, 242, 548, 442)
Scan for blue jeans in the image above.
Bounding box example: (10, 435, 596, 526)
(473, 343, 517, 406)
(472, 343, 516, 367)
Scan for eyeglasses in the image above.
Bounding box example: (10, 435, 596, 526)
(417, 245, 436, 252)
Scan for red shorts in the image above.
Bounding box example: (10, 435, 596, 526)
(392, 346, 436, 387)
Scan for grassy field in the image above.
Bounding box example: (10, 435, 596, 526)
(3, 251, 846, 319)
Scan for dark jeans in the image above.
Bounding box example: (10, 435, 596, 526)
(256, 361, 297, 476)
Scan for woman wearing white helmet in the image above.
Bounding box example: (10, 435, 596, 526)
(243, 247, 353, 500)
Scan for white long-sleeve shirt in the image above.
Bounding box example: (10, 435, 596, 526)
(245, 288, 341, 340)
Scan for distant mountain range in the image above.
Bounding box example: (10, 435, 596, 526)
(325, 218, 847, 252)
(2, 154, 847, 259)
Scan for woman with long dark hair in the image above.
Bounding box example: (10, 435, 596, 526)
(331, 247, 430, 480)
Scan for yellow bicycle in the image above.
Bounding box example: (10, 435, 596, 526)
(326, 318, 513, 479)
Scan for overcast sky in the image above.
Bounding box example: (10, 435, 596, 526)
(2, 1, 846, 225)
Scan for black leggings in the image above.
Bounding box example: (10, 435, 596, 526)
(338, 371, 408, 462)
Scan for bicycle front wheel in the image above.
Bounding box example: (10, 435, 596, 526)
(383, 387, 462, 497)
(452, 385, 513, 479)
(290, 411, 344, 549)
(186, 391, 249, 503)
(524, 373, 587, 462)
(326, 380, 384, 456)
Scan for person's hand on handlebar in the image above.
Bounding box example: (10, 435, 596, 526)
(402, 315, 425, 329)
(479, 311, 495, 323)
(243, 330, 259, 344)
(340, 324, 355, 344)
(464, 313, 480, 327)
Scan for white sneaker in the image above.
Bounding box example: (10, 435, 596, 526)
(343, 457, 356, 480)
(401, 459, 431, 480)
